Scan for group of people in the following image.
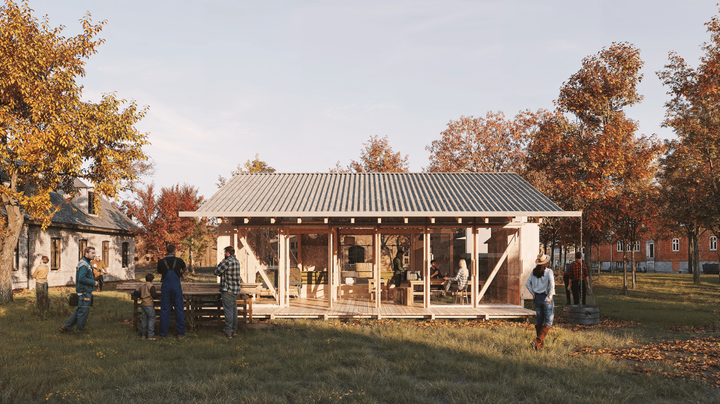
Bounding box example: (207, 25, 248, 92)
(390, 250, 469, 296)
(525, 250, 591, 350)
(60, 244, 245, 340)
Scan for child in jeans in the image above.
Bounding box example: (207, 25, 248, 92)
(133, 274, 160, 340)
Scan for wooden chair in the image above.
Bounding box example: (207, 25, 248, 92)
(454, 286, 468, 305)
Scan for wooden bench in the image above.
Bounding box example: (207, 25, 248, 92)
(117, 282, 255, 331)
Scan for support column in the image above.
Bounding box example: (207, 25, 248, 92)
(278, 232, 287, 307)
(472, 226, 478, 308)
(374, 229, 381, 315)
(328, 229, 334, 308)
(423, 227, 430, 309)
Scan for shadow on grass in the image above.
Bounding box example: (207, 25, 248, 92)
(2, 288, 719, 403)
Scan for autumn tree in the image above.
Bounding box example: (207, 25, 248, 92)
(217, 153, 276, 188)
(0, 1, 149, 303)
(333, 135, 409, 173)
(124, 183, 202, 259)
(658, 6, 720, 283)
(657, 141, 709, 283)
(426, 110, 550, 174)
(527, 42, 663, 275)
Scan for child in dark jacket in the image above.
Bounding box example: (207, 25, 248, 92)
(133, 274, 160, 340)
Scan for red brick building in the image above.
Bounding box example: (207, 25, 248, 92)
(589, 234, 720, 273)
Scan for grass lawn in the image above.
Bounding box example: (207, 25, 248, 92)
(2, 274, 720, 403)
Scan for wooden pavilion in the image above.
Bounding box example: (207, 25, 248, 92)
(180, 172, 580, 320)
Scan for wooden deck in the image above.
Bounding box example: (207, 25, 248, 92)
(250, 297, 534, 320)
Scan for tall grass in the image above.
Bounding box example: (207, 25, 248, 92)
(1, 276, 719, 403)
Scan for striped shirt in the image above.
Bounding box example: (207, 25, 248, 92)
(214, 254, 243, 294)
(449, 267, 468, 289)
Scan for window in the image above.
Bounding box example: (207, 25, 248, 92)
(122, 242, 129, 268)
(616, 241, 624, 252)
(51, 238, 61, 270)
(102, 241, 110, 264)
(672, 238, 680, 252)
(711, 237, 717, 252)
(88, 191, 96, 215)
(634, 241, 640, 252)
(78, 239, 87, 260)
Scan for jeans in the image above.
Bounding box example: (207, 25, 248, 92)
(64, 292, 92, 332)
(159, 286, 185, 337)
(571, 280, 587, 305)
(221, 291, 238, 336)
(141, 305, 156, 338)
(534, 293, 554, 326)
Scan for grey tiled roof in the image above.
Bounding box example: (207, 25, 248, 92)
(187, 172, 576, 218)
(44, 192, 137, 232)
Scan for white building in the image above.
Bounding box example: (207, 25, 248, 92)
(11, 179, 137, 289)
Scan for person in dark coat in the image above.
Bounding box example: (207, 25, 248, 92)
(157, 244, 188, 339)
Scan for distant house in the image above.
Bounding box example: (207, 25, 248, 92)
(10, 179, 137, 289)
(591, 235, 720, 274)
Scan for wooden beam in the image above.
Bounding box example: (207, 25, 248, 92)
(350, 218, 355, 224)
(377, 218, 382, 224)
(244, 217, 250, 224)
(477, 233, 517, 302)
(404, 217, 408, 224)
(456, 217, 462, 224)
(324, 217, 328, 224)
(297, 217, 302, 224)
(430, 217, 435, 224)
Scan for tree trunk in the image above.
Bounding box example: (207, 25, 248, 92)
(631, 240, 636, 289)
(550, 236, 557, 272)
(0, 196, 25, 304)
(693, 233, 701, 284)
(688, 233, 694, 275)
(585, 237, 592, 284)
(622, 245, 628, 296)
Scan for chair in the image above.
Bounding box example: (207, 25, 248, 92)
(454, 286, 468, 305)
(369, 279, 386, 300)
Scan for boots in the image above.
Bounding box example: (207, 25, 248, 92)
(537, 325, 551, 349)
(530, 325, 542, 350)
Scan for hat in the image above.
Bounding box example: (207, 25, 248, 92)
(535, 251, 550, 266)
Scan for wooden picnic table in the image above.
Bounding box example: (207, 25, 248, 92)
(116, 282, 258, 331)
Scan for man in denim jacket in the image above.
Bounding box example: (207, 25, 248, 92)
(60, 246, 98, 335)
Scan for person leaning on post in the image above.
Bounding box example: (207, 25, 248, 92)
(60, 247, 98, 335)
(157, 244, 188, 339)
(214, 246, 244, 339)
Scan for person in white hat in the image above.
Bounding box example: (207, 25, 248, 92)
(525, 250, 554, 350)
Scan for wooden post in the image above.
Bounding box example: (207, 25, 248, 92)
(374, 229, 382, 316)
(472, 226, 478, 308)
(36, 282, 49, 310)
(423, 227, 430, 309)
(278, 232, 287, 307)
(328, 229, 334, 309)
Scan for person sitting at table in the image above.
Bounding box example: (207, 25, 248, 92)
(429, 260, 446, 279)
(444, 259, 469, 296)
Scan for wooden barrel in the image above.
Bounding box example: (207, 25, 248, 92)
(563, 305, 600, 325)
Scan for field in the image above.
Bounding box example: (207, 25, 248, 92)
(2, 273, 720, 403)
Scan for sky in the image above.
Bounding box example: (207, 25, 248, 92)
(26, 0, 720, 200)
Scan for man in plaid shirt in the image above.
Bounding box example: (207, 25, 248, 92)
(567, 252, 590, 305)
(215, 246, 244, 338)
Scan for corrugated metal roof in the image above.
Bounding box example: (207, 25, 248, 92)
(184, 172, 577, 218)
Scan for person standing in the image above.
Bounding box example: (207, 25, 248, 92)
(391, 250, 404, 288)
(133, 273, 160, 340)
(157, 244, 188, 339)
(568, 252, 590, 305)
(443, 259, 469, 295)
(92, 255, 108, 292)
(214, 246, 244, 338)
(32, 256, 50, 285)
(526, 252, 554, 350)
(60, 247, 98, 335)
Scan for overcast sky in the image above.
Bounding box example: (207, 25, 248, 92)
(28, 0, 719, 200)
